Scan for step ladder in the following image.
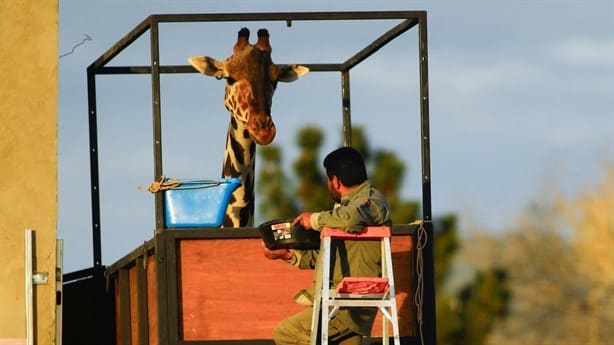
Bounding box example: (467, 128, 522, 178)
(310, 226, 400, 345)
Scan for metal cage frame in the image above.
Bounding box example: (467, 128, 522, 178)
(84, 11, 436, 345)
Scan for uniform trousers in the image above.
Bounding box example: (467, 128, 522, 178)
(273, 307, 362, 345)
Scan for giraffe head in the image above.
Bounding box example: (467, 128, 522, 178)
(189, 27, 308, 145)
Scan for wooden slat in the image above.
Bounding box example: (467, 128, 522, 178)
(147, 254, 159, 345)
(129, 268, 139, 345)
(119, 268, 132, 345)
(136, 257, 149, 345)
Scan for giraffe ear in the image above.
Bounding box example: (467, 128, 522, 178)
(188, 56, 228, 79)
(275, 64, 309, 82)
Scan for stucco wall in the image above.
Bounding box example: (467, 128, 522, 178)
(0, 1, 59, 344)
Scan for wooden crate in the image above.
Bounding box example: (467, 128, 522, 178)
(105, 225, 417, 344)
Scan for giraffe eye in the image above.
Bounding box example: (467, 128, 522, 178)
(226, 77, 236, 85)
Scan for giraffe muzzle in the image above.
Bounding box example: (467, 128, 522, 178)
(248, 117, 276, 145)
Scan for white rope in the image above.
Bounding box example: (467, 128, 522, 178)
(412, 220, 428, 345)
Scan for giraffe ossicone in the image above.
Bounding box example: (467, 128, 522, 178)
(189, 27, 308, 227)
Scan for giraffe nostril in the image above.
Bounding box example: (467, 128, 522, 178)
(254, 117, 273, 130)
(262, 117, 273, 129)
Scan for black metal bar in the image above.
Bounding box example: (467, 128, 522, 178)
(119, 268, 132, 345)
(417, 12, 436, 345)
(342, 18, 419, 71)
(96, 63, 344, 75)
(166, 233, 180, 343)
(418, 18, 432, 223)
(63, 266, 98, 283)
(86, 69, 103, 268)
(150, 19, 165, 230)
(341, 71, 352, 147)
(88, 16, 152, 72)
(154, 230, 170, 345)
(136, 256, 149, 345)
(149, 11, 426, 23)
(87, 11, 425, 74)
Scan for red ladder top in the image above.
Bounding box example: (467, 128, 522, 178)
(321, 226, 391, 240)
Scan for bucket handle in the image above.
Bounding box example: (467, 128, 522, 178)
(139, 177, 235, 193)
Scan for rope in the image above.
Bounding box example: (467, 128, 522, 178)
(412, 219, 428, 345)
(138, 177, 227, 193)
(137, 176, 180, 193)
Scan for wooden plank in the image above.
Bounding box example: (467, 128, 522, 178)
(136, 256, 149, 345)
(178, 238, 312, 340)
(114, 279, 121, 345)
(119, 268, 132, 345)
(129, 267, 138, 345)
(176, 236, 415, 340)
(147, 254, 159, 345)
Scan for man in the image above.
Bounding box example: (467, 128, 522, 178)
(263, 146, 392, 345)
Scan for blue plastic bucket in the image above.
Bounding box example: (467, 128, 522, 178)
(163, 178, 242, 228)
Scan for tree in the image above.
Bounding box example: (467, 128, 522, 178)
(256, 145, 299, 221)
(459, 164, 614, 345)
(292, 126, 331, 212)
(431, 214, 511, 345)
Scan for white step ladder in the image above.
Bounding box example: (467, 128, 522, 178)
(310, 226, 400, 345)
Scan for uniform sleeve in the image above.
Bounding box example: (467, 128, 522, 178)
(317, 192, 391, 233)
(289, 249, 319, 269)
(317, 205, 365, 233)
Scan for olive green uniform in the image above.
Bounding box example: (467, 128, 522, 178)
(273, 181, 392, 344)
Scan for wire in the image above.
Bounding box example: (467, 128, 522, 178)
(413, 220, 428, 345)
(59, 33, 92, 59)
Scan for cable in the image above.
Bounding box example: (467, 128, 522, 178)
(412, 220, 428, 345)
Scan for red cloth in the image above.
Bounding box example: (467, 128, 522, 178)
(336, 277, 389, 294)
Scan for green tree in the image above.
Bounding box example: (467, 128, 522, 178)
(292, 126, 331, 212)
(455, 269, 510, 344)
(434, 214, 511, 345)
(256, 145, 299, 221)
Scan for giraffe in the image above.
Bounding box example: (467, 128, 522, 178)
(188, 27, 308, 227)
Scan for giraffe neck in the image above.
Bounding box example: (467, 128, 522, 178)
(222, 116, 256, 227)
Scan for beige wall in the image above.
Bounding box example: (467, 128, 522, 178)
(0, 1, 59, 345)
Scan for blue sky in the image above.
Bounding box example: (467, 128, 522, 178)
(58, 0, 613, 272)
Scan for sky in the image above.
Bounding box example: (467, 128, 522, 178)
(58, 0, 613, 273)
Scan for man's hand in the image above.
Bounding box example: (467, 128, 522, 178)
(261, 241, 293, 260)
(293, 212, 313, 230)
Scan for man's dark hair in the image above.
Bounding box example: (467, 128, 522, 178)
(323, 147, 367, 187)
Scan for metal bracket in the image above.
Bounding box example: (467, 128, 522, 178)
(33, 272, 48, 285)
